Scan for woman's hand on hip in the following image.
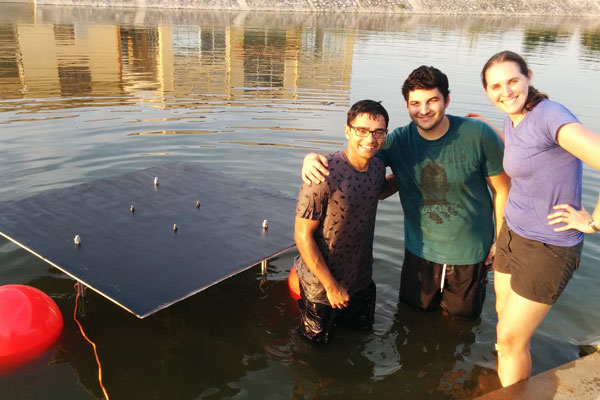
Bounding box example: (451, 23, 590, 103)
(548, 204, 595, 233)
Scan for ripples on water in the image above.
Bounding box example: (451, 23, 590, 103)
(0, 4, 599, 399)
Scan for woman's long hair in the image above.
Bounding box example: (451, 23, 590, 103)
(481, 50, 548, 112)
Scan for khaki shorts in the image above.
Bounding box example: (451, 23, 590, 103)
(493, 222, 583, 305)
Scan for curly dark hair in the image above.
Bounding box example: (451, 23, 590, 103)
(401, 66, 450, 101)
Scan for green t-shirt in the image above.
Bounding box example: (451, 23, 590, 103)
(377, 115, 504, 265)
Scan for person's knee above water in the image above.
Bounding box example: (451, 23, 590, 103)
(293, 99, 396, 344)
(301, 66, 510, 321)
(479, 50, 600, 387)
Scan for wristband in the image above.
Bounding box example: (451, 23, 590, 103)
(589, 217, 600, 233)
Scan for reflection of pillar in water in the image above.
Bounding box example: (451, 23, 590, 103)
(283, 27, 300, 100)
(16, 24, 60, 97)
(0, 24, 25, 98)
(11, 22, 122, 98)
(157, 25, 174, 95)
(226, 26, 245, 98)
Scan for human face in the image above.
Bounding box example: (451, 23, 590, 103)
(344, 113, 387, 165)
(484, 61, 531, 122)
(406, 88, 449, 133)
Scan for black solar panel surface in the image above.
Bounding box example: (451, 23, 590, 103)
(0, 162, 296, 317)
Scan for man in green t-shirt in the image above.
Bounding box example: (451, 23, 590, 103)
(302, 66, 510, 320)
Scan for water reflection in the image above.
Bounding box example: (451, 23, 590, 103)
(1, 3, 600, 400)
(127, 129, 217, 136)
(523, 29, 570, 52)
(2, 4, 600, 109)
(581, 30, 600, 54)
(0, 11, 356, 110)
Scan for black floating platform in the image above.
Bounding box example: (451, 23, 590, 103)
(0, 162, 297, 318)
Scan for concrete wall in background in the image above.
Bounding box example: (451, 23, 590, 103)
(6, 0, 600, 15)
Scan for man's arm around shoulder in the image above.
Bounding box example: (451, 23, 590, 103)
(466, 112, 504, 144)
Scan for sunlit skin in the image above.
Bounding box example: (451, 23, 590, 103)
(483, 61, 551, 388)
(482, 58, 600, 389)
(294, 112, 389, 310)
(406, 88, 450, 140)
(302, 89, 453, 179)
(343, 113, 387, 171)
(483, 61, 531, 127)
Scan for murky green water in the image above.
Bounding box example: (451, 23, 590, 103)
(0, 4, 599, 399)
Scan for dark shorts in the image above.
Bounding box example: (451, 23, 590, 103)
(399, 249, 488, 320)
(493, 222, 583, 305)
(297, 281, 376, 344)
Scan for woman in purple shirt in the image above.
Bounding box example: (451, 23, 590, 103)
(480, 50, 600, 387)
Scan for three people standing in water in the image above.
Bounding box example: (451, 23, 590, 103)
(294, 50, 600, 387)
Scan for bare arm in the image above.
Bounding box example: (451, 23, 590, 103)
(466, 112, 505, 144)
(556, 122, 600, 169)
(484, 171, 511, 266)
(294, 216, 349, 308)
(379, 173, 398, 200)
(547, 122, 600, 233)
(302, 153, 330, 185)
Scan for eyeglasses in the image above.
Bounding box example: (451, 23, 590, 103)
(349, 125, 388, 139)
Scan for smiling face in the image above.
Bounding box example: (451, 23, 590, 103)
(406, 88, 449, 137)
(484, 61, 531, 124)
(344, 113, 387, 170)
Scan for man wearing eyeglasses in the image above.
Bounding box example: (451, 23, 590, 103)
(302, 66, 510, 321)
(293, 100, 396, 344)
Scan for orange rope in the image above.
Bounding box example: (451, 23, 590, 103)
(73, 283, 110, 400)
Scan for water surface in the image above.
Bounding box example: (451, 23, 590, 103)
(0, 4, 599, 399)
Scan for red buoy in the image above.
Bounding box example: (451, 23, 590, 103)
(288, 265, 301, 301)
(0, 285, 63, 372)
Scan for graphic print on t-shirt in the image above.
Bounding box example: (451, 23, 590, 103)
(419, 159, 463, 224)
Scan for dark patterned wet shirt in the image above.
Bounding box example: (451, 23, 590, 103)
(294, 150, 386, 304)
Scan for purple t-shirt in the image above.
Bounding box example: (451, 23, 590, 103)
(503, 99, 583, 246)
